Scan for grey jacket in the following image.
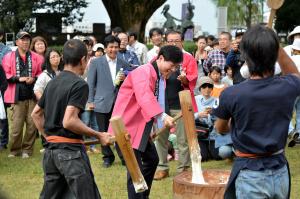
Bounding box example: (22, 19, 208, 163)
(87, 55, 130, 113)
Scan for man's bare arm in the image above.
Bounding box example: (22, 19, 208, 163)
(215, 118, 230, 134)
(63, 105, 113, 145)
(277, 48, 300, 77)
(31, 104, 46, 137)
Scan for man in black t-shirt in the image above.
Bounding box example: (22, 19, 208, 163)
(31, 39, 113, 199)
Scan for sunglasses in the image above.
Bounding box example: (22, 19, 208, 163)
(200, 83, 213, 89)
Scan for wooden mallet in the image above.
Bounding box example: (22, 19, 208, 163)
(85, 112, 183, 145)
(151, 111, 182, 139)
(267, 0, 285, 28)
(179, 90, 205, 184)
(110, 116, 148, 193)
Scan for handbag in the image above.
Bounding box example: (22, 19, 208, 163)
(0, 93, 6, 119)
(195, 119, 212, 139)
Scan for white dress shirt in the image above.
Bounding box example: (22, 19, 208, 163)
(106, 54, 117, 83)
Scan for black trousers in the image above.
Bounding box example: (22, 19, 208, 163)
(40, 148, 101, 199)
(127, 141, 159, 199)
(0, 103, 9, 147)
(198, 139, 221, 161)
(95, 112, 115, 163)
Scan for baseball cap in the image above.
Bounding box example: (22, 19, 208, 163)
(16, 31, 31, 40)
(198, 76, 214, 88)
(92, 43, 104, 51)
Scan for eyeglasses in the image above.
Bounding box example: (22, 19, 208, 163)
(166, 40, 181, 44)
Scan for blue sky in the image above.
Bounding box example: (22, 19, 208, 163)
(81, 0, 218, 35)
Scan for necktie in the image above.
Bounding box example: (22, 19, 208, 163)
(157, 75, 165, 128)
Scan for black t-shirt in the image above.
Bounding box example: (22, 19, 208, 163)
(213, 74, 300, 169)
(166, 68, 183, 111)
(38, 70, 89, 140)
(18, 60, 35, 101)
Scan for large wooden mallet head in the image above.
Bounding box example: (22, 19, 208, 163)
(267, 0, 285, 28)
(110, 116, 148, 193)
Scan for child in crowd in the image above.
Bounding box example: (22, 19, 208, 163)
(221, 65, 233, 86)
(92, 43, 105, 58)
(212, 39, 219, 50)
(209, 66, 227, 98)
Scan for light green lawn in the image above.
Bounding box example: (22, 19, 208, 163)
(0, 141, 299, 199)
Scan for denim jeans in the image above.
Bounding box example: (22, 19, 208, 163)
(81, 110, 99, 149)
(235, 165, 289, 199)
(289, 97, 300, 133)
(218, 145, 233, 159)
(81, 110, 99, 131)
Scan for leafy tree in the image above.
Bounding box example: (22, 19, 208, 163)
(102, 0, 166, 41)
(275, 0, 300, 33)
(211, 0, 264, 29)
(0, 0, 88, 33)
(34, 0, 88, 25)
(0, 0, 36, 32)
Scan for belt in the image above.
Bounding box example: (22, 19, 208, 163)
(234, 149, 284, 159)
(46, 135, 84, 144)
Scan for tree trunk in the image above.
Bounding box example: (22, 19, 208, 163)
(245, 0, 252, 28)
(102, 0, 166, 42)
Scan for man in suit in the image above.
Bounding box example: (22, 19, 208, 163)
(87, 35, 131, 167)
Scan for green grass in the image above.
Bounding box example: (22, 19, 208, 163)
(0, 142, 299, 199)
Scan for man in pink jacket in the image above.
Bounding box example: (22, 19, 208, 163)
(109, 45, 183, 199)
(2, 31, 43, 158)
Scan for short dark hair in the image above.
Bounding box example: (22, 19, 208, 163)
(196, 35, 207, 43)
(83, 37, 93, 47)
(220, 31, 232, 41)
(207, 35, 215, 41)
(127, 31, 138, 40)
(165, 30, 184, 41)
(43, 48, 64, 73)
(103, 35, 120, 48)
(209, 66, 222, 74)
(112, 27, 123, 34)
(224, 65, 232, 73)
(240, 25, 279, 77)
(157, 45, 183, 64)
(149, 28, 163, 38)
(212, 39, 219, 47)
(63, 39, 87, 66)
